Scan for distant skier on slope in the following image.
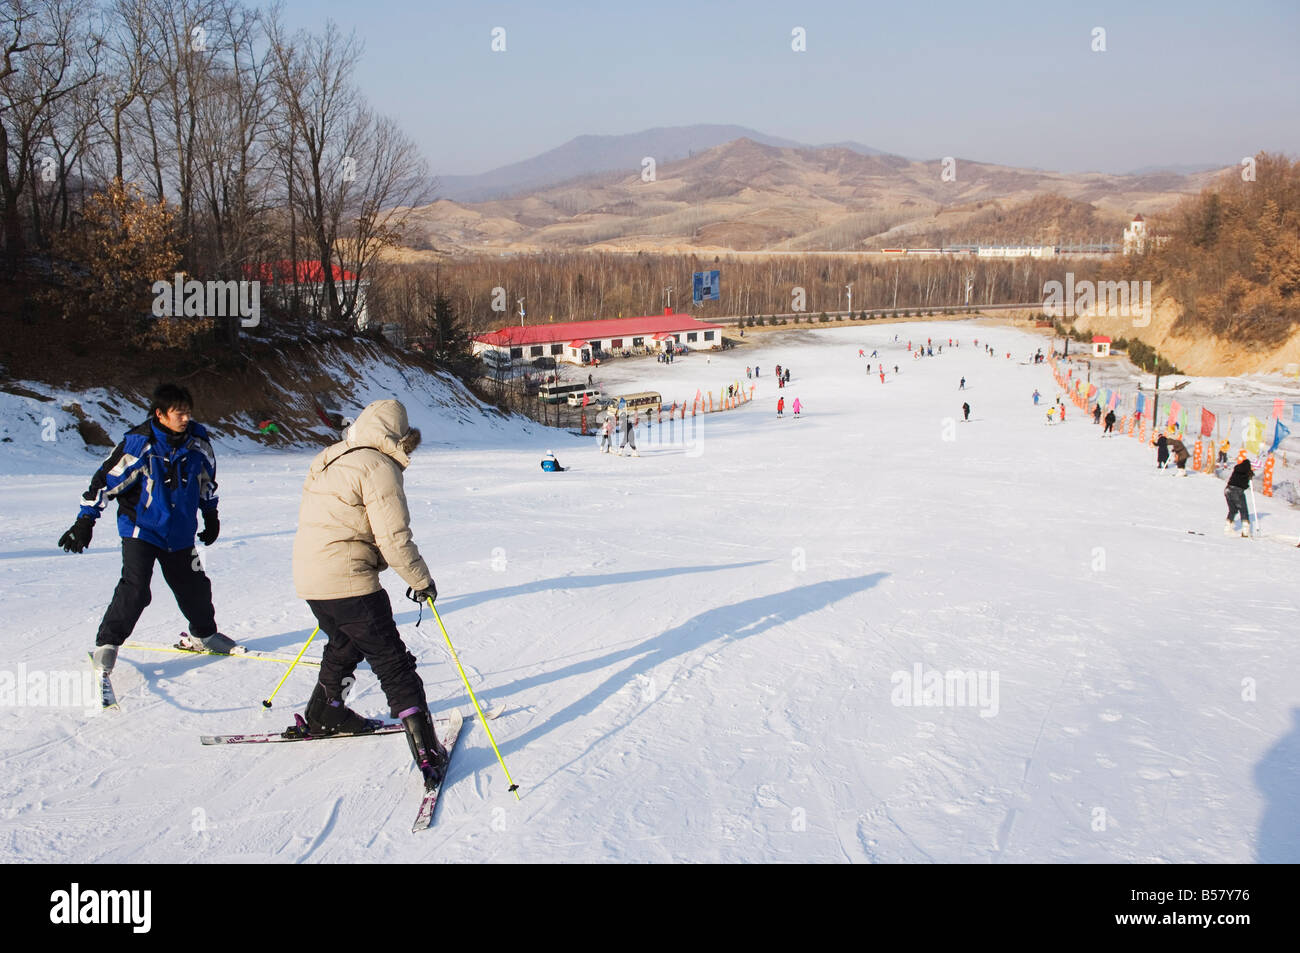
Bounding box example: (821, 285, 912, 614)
(1033, 390, 1041, 405)
(962, 402, 970, 421)
(618, 410, 640, 456)
(291, 399, 448, 789)
(1093, 404, 1102, 424)
(599, 413, 615, 453)
(1225, 458, 1254, 536)
(1104, 409, 1116, 433)
(58, 383, 236, 677)
(777, 396, 785, 417)
(1152, 432, 1169, 468)
(541, 450, 567, 472)
(960, 377, 966, 389)
(793, 397, 802, 417)
(1168, 437, 1190, 476)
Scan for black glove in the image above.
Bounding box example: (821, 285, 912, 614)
(58, 516, 94, 553)
(407, 583, 437, 605)
(197, 510, 220, 546)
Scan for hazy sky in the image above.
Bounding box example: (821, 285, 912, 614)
(281, 0, 1300, 177)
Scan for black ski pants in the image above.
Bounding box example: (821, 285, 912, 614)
(306, 588, 426, 717)
(96, 539, 217, 646)
(1225, 486, 1250, 524)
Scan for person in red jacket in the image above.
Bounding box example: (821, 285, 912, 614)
(777, 397, 785, 417)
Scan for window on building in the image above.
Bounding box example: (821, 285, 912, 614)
(704, 331, 715, 341)
(612, 339, 623, 349)
(551, 344, 563, 355)
(687, 332, 698, 342)
(530, 345, 543, 357)
(510, 347, 523, 359)
(632, 337, 644, 346)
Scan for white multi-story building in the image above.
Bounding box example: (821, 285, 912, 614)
(1123, 215, 1147, 255)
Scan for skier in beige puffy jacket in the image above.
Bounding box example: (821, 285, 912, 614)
(291, 399, 448, 789)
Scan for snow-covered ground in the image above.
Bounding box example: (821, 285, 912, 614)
(3, 321, 1298, 863)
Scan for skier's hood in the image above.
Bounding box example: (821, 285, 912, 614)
(315, 399, 414, 473)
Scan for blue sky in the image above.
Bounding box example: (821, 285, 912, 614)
(280, 0, 1300, 177)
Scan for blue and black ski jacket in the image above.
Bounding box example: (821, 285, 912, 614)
(77, 420, 218, 551)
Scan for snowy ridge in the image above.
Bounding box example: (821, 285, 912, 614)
(0, 347, 543, 477)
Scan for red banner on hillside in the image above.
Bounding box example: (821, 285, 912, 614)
(1201, 408, 1216, 437)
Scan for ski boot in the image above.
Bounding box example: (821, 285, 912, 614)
(91, 644, 117, 673)
(178, 631, 245, 654)
(1224, 520, 1236, 536)
(400, 706, 449, 791)
(303, 682, 378, 736)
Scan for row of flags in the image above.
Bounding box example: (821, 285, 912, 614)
(1061, 362, 1295, 457)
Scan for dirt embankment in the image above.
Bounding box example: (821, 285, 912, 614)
(1071, 293, 1300, 376)
(2, 335, 471, 448)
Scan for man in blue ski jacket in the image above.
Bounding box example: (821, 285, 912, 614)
(58, 384, 238, 673)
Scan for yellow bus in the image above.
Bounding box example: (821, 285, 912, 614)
(605, 391, 662, 414)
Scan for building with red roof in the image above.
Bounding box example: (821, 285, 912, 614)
(242, 259, 370, 327)
(473, 308, 725, 365)
(1092, 335, 1113, 357)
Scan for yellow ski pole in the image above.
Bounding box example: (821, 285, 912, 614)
(261, 626, 320, 708)
(428, 598, 520, 798)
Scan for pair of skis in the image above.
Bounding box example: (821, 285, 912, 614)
(202, 706, 503, 831)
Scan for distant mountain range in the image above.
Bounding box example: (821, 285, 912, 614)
(402, 128, 1231, 255)
(436, 124, 887, 202)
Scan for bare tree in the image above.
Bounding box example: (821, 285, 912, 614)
(268, 17, 361, 323)
(1, 0, 99, 266)
(269, 16, 432, 327)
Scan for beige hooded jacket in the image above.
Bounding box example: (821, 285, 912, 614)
(292, 399, 433, 600)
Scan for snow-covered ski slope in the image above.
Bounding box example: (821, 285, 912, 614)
(3, 322, 1298, 863)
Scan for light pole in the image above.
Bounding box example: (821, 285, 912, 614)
(664, 287, 673, 311)
(845, 283, 852, 317)
(517, 297, 526, 328)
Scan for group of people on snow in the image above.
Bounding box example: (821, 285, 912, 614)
(59, 384, 453, 791)
(1036, 374, 1274, 541)
(597, 408, 640, 456)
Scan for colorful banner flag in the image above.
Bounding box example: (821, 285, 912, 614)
(1167, 400, 1181, 427)
(1271, 419, 1291, 453)
(1109, 391, 1119, 410)
(1293, 403, 1300, 424)
(1086, 384, 1098, 401)
(1243, 416, 1266, 455)
(1200, 408, 1216, 437)
(1273, 398, 1285, 420)
(1180, 408, 1189, 434)
(1135, 393, 1145, 415)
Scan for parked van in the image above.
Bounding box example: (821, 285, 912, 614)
(538, 382, 588, 404)
(566, 389, 603, 407)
